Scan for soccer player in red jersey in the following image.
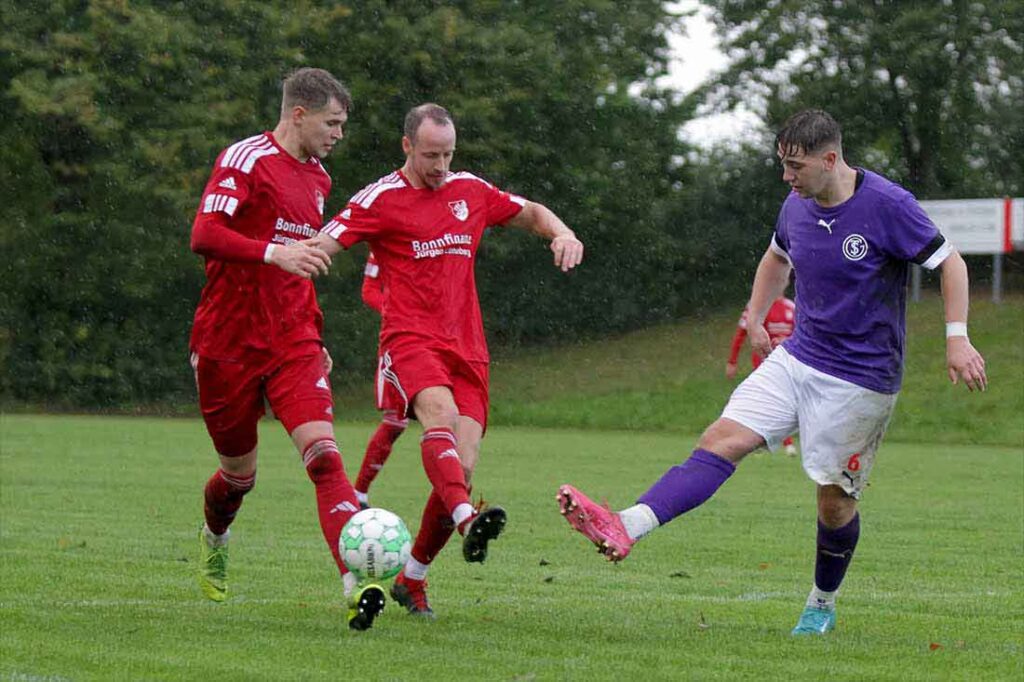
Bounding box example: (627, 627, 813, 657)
(726, 296, 798, 454)
(189, 68, 385, 630)
(309, 103, 584, 617)
(353, 251, 409, 508)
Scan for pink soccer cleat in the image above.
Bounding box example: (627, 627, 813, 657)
(557, 484, 634, 561)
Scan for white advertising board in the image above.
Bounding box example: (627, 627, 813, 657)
(919, 199, 1007, 255)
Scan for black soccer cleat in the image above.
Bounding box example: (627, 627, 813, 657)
(461, 506, 508, 563)
(347, 583, 385, 631)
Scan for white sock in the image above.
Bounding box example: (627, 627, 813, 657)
(806, 585, 838, 610)
(403, 557, 429, 581)
(343, 571, 359, 597)
(202, 525, 230, 547)
(452, 502, 474, 530)
(355, 490, 369, 506)
(618, 504, 659, 540)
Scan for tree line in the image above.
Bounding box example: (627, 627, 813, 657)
(1, 0, 1020, 408)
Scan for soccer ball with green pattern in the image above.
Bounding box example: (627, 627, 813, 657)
(340, 508, 412, 581)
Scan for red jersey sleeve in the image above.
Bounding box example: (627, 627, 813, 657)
(484, 184, 526, 226)
(190, 160, 267, 262)
(322, 201, 382, 249)
(361, 252, 384, 313)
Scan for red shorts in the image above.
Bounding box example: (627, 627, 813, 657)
(375, 342, 490, 430)
(191, 341, 333, 457)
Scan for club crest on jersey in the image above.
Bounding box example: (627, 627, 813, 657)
(315, 190, 325, 216)
(448, 199, 469, 222)
(842, 233, 869, 261)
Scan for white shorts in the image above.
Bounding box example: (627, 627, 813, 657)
(720, 346, 898, 498)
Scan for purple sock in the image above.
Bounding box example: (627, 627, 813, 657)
(815, 513, 860, 592)
(636, 448, 736, 524)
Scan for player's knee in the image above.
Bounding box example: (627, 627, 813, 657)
(300, 438, 343, 476)
(696, 418, 760, 462)
(818, 487, 856, 527)
(415, 399, 458, 429)
(218, 446, 257, 476)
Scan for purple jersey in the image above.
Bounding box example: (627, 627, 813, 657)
(770, 170, 951, 393)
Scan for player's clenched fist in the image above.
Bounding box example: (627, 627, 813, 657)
(268, 242, 332, 278)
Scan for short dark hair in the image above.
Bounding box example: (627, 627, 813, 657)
(404, 103, 453, 143)
(282, 68, 351, 113)
(775, 109, 842, 156)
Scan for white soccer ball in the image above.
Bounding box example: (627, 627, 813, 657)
(340, 507, 412, 581)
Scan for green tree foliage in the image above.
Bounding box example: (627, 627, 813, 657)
(1, 0, 695, 406)
(697, 0, 1024, 198)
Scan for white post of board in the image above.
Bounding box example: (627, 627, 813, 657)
(993, 253, 1002, 304)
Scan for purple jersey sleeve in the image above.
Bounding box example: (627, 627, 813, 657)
(880, 194, 951, 270)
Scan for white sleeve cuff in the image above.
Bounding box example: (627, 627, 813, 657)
(921, 240, 953, 270)
(263, 243, 276, 264)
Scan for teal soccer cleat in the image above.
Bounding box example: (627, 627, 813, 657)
(791, 605, 836, 636)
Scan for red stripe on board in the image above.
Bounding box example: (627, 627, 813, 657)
(1004, 197, 1013, 253)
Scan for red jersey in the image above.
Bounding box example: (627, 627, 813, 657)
(728, 297, 796, 367)
(323, 170, 525, 362)
(361, 251, 384, 314)
(190, 132, 331, 360)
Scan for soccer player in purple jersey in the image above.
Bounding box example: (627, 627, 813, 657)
(557, 109, 987, 636)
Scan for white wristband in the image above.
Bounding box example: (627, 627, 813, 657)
(263, 243, 276, 264)
(945, 322, 968, 338)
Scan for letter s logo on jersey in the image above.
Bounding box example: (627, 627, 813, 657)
(842, 233, 869, 261)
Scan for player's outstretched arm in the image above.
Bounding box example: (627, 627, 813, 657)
(746, 248, 791, 359)
(507, 201, 584, 272)
(940, 251, 987, 391)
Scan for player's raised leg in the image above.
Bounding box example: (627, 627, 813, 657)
(558, 417, 755, 561)
(354, 411, 408, 508)
(560, 353, 797, 561)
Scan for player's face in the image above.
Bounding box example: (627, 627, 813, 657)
(299, 97, 348, 159)
(777, 145, 832, 199)
(403, 119, 456, 190)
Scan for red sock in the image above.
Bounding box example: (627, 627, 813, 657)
(303, 439, 359, 577)
(204, 469, 255, 536)
(420, 427, 470, 514)
(410, 491, 457, 564)
(783, 436, 795, 447)
(355, 418, 406, 492)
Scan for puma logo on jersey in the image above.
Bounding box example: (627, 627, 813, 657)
(218, 176, 238, 190)
(329, 501, 359, 514)
(817, 218, 836, 234)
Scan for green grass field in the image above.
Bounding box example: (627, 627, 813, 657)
(2, 414, 1021, 680)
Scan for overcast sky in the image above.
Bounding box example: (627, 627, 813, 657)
(661, 1, 765, 148)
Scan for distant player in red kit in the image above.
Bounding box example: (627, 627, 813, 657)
(726, 297, 798, 455)
(189, 68, 385, 630)
(309, 103, 584, 618)
(353, 250, 409, 508)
